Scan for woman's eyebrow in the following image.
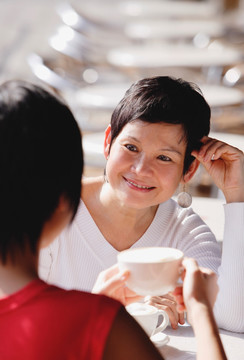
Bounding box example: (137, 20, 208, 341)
(124, 135, 139, 142)
(122, 135, 183, 156)
(159, 148, 183, 156)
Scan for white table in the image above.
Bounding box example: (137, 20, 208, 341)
(160, 324, 244, 360)
(67, 83, 131, 110)
(201, 85, 244, 108)
(124, 19, 224, 40)
(107, 43, 243, 69)
(74, 0, 219, 24)
(118, 1, 219, 19)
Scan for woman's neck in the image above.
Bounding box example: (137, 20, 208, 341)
(82, 177, 158, 250)
(0, 252, 38, 298)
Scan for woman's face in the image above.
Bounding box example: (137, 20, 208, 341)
(105, 120, 195, 209)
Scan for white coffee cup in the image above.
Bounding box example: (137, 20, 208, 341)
(117, 247, 184, 296)
(126, 302, 169, 337)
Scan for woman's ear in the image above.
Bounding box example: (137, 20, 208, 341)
(57, 195, 70, 213)
(39, 195, 72, 249)
(104, 124, 111, 159)
(180, 158, 200, 184)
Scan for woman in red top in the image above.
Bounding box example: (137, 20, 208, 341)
(0, 80, 162, 360)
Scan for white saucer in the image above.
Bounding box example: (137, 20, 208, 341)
(150, 332, 169, 348)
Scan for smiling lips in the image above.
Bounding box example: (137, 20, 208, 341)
(124, 177, 155, 191)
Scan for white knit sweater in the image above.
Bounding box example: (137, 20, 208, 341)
(39, 198, 244, 333)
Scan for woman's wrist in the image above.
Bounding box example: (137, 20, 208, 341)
(187, 299, 210, 328)
(189, 301, 227, 360)
(223, 187, 244, 203)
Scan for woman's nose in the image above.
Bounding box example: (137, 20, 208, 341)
(132, 155, 153, 175)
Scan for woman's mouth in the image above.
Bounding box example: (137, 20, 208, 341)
(124, 177, 155, 190)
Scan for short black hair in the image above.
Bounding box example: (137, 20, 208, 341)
(0, 80, 83, 263)
(110, 76, 210, 174)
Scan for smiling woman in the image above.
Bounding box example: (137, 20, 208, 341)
(39, 76, 244, 334)
(103, 121, 195, 210)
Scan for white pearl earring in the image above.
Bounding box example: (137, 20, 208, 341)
(177, 184, 192, 208)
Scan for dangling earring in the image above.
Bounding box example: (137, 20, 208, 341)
(104, 156, 109, 183)
(177, 184, 192, 208)
(103, 168, 108, 183)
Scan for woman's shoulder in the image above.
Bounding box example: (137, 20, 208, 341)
(64, 291, 122, 326)
(158, 198, 205, 226)
(44, 283, 122, 311)
(159, 197, 191, 215)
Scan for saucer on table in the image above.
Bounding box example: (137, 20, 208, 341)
(150, 332, 169, 348)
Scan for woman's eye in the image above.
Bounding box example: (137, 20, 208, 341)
(158, 155, 171, 162)
(125, 144, 137, 152)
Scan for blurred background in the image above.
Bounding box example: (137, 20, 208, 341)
(1, 0, 244, 200)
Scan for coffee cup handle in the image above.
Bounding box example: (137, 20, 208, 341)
(152, 310, 169, 336)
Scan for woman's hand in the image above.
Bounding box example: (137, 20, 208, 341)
(192, 136, 244, 203)
(172, 258, 219, 326)
(172, 259, 227, 360)
(144, 294, 185, 329)
(92, 264, 142, 306)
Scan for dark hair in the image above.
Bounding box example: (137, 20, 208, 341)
(0, 80, 83, 263)
(110, 76, 210, 174)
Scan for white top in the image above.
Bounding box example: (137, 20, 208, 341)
(39, 199, 244, 333)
